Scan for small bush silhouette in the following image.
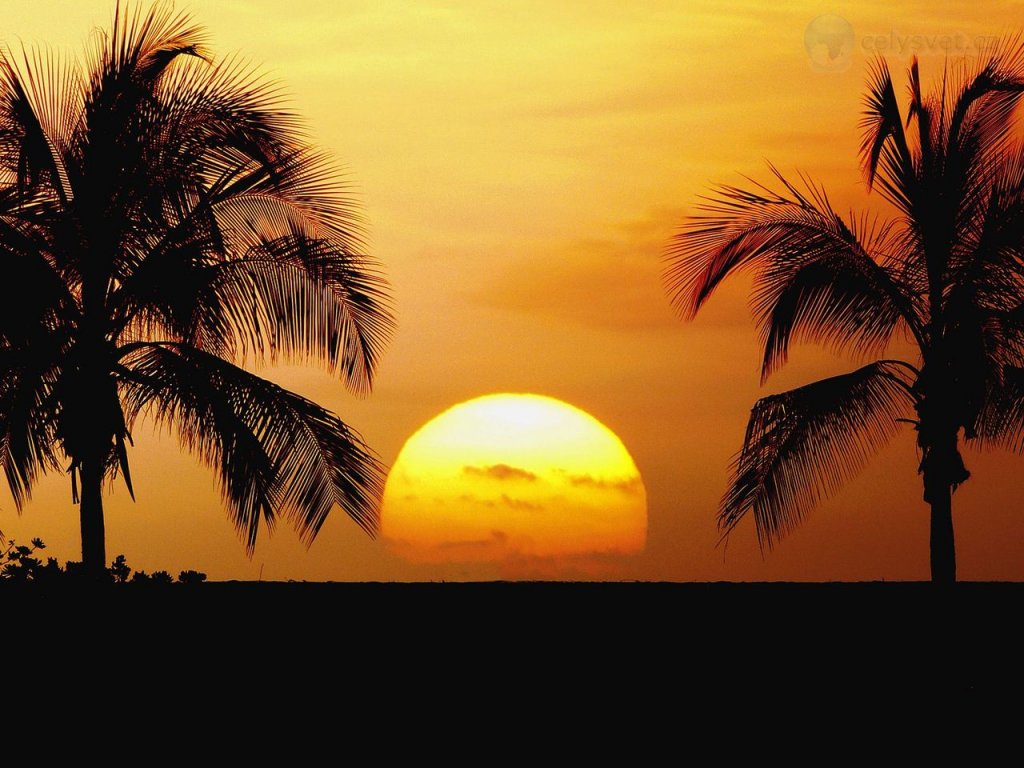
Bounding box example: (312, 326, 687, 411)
(131, 570, 173, 584)
(0, 537, 206, 584)
(110, 555, 132, 583)
(178, 570, 208, 584)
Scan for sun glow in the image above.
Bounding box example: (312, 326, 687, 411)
(381, 394, 647, 565)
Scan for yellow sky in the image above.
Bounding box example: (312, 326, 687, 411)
(2, 0, 1023, 580)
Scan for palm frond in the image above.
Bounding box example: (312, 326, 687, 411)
(665, 166, 921, 366)
(721, 361, 917, 549)
(0, 347, 62, 508)
(89, 0, 207, 91)
(905, 56, 929, 150)
(860, 57, 916, 214)
(0, 220, 75, 343)
(947, 153, 1024, 315)
(120, 343, 384, 552)
(974, 365, 1024, 452)
(96, 30, 395, 392)
(884, 41, 1024, 311)
(947, 35, 1024, 159)
(146, 51, 360, 249)
(113, 230, 392, 393)
(0, 45, 80, 205)
(753, 212, 912, 379)
(199, 235, 392, 393)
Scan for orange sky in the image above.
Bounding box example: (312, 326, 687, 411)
(1, 0, 1023, 580)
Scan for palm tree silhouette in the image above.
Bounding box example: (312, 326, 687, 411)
(0, 3, 393, 575)
(665, 45, 1024, 583)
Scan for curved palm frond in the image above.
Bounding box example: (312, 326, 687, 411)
(721, 361, 917, 549)
(860, 57, 916, 215)
(84, 0, 207, 104)
(155, 53, 299, 190)
(973, 365, 1024, 451)
(936, 42, 1024, 283)
(753, 212, 914, 380)
(195, 235, 391, 392)
(98, 38, 393, 394)
(884, 40, 1024, 309)
(941, 149, 1024, 428)
(0, 45, 82, 206)
(0, 222, 74, 341)
(0, 347, 62, 508)
(120, 342, 384, 552)
(114, 227, 391, 394)
(948, 150, 1024, 311)
(665, 166, 921, 372)
(947, 37, 1024, 162)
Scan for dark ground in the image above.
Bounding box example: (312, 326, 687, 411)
(8, 582, 1018, 702)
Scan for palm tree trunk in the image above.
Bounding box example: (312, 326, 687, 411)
(919, 422, 963, 584)
(927, 480, 956, 583)
(79, 456, 106, 575)
(76, 298, 110, 577)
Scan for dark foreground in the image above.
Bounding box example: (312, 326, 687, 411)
(6, 582, 1018, 701)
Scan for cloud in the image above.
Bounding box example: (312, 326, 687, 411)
(463, 463, 538, 482)
(501, 494, 543, 512)
(433, 530, 509, 551)
(562, 472, 644, 496)
(457, 493, 497, 508)
(495, 549, 645, 580)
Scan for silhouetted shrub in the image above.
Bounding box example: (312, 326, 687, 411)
(0, 537, 207, 584)
(178, 570, 208, 584)
(1, 537, 45, 581)
(110, 555, 131, 583)
(130, 569, 172, 584)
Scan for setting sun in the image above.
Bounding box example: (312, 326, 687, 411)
(381, 394, 647, 568)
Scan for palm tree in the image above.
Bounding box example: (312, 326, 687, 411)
(664, 43, 1024, 583)
(0, 2, 393, 575)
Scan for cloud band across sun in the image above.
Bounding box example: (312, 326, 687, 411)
(381, 394, 647, 571)
(463, 463, 539, 482)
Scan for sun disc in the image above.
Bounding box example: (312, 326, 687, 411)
(381, 393, 647, 564)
